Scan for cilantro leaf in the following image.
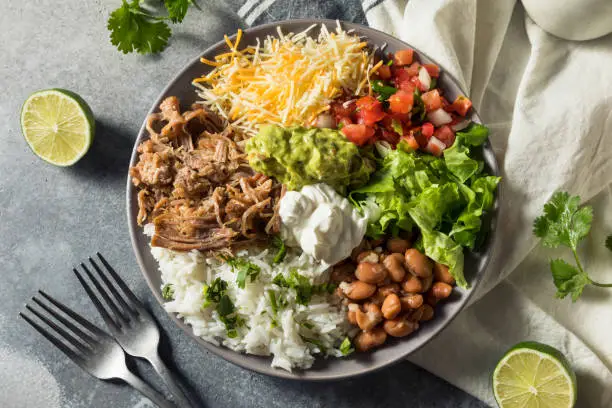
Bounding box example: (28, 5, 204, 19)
(221, 255, 261, 289)
(271, 236, 287, 264)
(339, 337, 354, 356)
(161, 283, 174, 300)
(273, 269, 330, 306)
(200, 277, 242, 336)
(606, 234, 612, 252)
(371, 80, 397, 101)
(108, 0, 171, 54)
(550, 259, 591, 302)
(533, 192, 593, 250)
(164, 0, 190, 23)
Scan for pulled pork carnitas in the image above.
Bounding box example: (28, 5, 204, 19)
(130, 96, 283, 251)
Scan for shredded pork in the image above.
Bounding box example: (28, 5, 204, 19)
(130, 96, 282, 252)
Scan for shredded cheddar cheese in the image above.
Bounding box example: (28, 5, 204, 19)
(193, 23, 375, 137)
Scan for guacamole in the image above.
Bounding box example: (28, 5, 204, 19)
(245, 125, 375, 193)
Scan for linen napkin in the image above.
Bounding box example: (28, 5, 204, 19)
(364, 0, 612, 406)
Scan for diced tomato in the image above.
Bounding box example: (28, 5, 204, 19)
(423, 63, 440, 78)
(356, 109, 385, 126)
(356, 95, 380, 111)
(341, 124, 375, 146)
(355, 95, 385, 126)
(433, 125, 456, 146)
(381, 129, 400, 145)
(405, 62, 421, 77)
(408, 127, 429, 148)
(392, 67, 410, 87)
(421, 89, 442, 112)
(387, 112, 411, 123)
(377, 64, 391, 80)
(331, 101, 355, 118)
(388, 90, 414, 114)
(400, 135, 420, 151)
(421, 122, 434, 138)
(393, 49, 414, 66)
(397, 79, 416, 93)
(450, 95, 472, 116)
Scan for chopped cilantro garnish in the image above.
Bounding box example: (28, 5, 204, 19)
(271, 236, 287, 264)
(371, 80, 397, 102)
(339, 337, 354, 356)
(161, 284, 175, 300)
(221, 255, 261, 289)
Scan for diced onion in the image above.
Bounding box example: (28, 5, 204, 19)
(315, 113, 336, 129)
(427, 108, 453, 126)
(425, 136, 446, 157)
(451, 119, 471, 132)
(374, 140, 393, 157)
(418, 67, 431, 91)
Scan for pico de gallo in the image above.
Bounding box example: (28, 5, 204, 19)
(329, 48, 473, 156)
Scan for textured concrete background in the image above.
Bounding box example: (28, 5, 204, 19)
(0, 1, 487, 407)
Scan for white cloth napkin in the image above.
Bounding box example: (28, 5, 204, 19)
(365, 0, 612, 406)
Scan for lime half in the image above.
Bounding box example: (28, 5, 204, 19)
(493, 341, 577, 408)
(20, 89, 95, 166)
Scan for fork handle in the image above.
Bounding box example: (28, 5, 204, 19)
(121, 369, 176, 408)
(148, 353, 194, 408)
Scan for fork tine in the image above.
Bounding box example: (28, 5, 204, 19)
(20, 312, 86, 364)
(80, 263, 129, 326)
(38, 290, 107, 337)
(89, 257, 137, 317)
(97, 253, 143, 308)
(74, 268, 121, 330)
(24, 304, 92, 355)
(32, 294, 99, 345)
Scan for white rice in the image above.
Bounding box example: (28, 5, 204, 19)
(151, 246, 354, 371)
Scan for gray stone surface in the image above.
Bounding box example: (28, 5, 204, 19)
(0, 1, 489, 407)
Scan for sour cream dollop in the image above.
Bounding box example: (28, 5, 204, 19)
(279, 183, 367, 265)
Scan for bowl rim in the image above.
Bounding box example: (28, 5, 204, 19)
(126, 17, 500, 381)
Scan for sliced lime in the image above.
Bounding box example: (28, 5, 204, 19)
(493, 341, 577, 408)
(20, 89, 95, 166)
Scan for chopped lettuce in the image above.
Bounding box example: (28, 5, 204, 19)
(443, 123, 489, 183)
(349, 123, 499, 288)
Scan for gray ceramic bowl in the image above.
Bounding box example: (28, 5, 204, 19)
(127, 18, 500, 381)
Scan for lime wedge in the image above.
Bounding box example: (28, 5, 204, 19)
(493, 341, 577, 408)
(20, 89, 95, 166)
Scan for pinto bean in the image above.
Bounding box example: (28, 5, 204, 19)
(355, 262, 387, 284)
(432, 282, 453, 299)
(400, 294, 424, 310)
(404, 248, 433, 278)
(381, 294, 401, 319)
(383, 318, 419, 337)
(402, 275, 423, 293)
(356, 303, 383, 331)
(356, 250, 379, 264)
(341, 281, 377, 300)
(386, 238, 411, 254)
(354, 328, 387, 352)
(433, 263, 455, 285)
(382, 253, 406, 282)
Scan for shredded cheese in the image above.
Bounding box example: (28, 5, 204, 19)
(193, 23, 374, 137)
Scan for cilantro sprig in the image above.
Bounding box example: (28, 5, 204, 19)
(533, 192, 612, 301)
(107, 0, 199, 54)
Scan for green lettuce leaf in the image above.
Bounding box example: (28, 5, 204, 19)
(421, 230, 466, 288)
